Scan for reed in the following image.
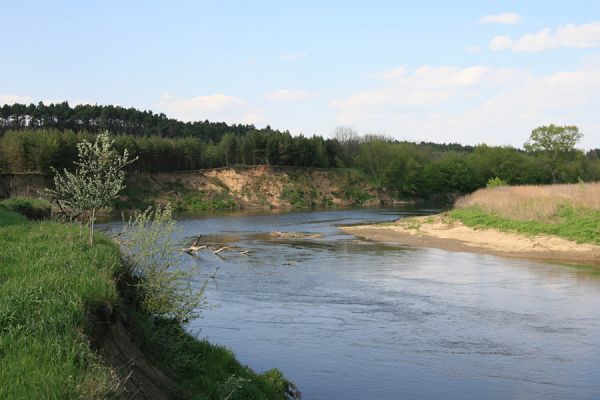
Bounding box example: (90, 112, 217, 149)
(455, 182, 600, 221)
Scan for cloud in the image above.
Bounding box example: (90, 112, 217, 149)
(479, 12, 522, 25)
(331, 60, 600, 148)
(489, 35, 513, 51)
(490, 21, 600, 52)
(333, 65, 514, 110)
(157, 92, 265, 125)
(466, 45, 482, 53)
(0, 94, 34, 105)
(0, 94, 95, 107)
(281, 52, 308, 61)
(265, 89, 319, 101)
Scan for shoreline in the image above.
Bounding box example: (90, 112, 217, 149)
(341, 215, 600, 266)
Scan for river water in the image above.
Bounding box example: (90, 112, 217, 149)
(140, 207, 600, 399)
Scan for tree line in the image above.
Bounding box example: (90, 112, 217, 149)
(1, 103, 598, 200)
(0, 101, 260, 141)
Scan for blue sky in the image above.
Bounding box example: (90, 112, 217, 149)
(2, 1, 600, 148)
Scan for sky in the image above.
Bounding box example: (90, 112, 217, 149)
(1, 0, 600, 149)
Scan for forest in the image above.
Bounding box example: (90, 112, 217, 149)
(1, 102, 599, 200)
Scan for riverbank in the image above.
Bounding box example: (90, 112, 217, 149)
(342, 183, 600, 265)
(0, 203, 293, 399)
(1, 166, 395, 212)
(342, 214, 600, 264)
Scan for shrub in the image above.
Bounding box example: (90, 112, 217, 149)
(116, 204, 205, 323)
(486, 177, 508, 188)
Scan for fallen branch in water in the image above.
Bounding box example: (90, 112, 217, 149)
(269, 231, 322, 239)
(213, 246, 232, 254)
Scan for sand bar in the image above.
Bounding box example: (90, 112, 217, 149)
(341, 215, 600, 265)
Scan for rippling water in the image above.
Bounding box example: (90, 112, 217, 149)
(118, 207, 600, 399)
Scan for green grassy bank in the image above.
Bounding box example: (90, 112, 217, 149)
(0, 201, 290, 399)
(451, 206, 600, 245)
(450, 184, 600, 245)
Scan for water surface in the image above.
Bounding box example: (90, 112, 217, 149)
(146, 208, 600, 399)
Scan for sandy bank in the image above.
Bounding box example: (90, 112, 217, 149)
(341, 215, 600, 265)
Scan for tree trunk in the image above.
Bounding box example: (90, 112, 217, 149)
(89, 208, 96, 247)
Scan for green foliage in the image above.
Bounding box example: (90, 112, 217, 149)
(131, 315, 289, 399)
(117, 204, 205, 323)
(175, 189, 237, 212)
(451, 205, 600, 245)
(2, 116, 599, 203)
(0, 211, 121, 399)
(48, 132, 136, 245)
(524, 124, 582, 154)
(355, 136, 397, 189)
(524, 125, 584, 183)
(486, 177, 507, 188)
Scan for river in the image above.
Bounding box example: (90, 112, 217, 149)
(131, 207, 600, 399)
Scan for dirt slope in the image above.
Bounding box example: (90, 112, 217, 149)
(121, 165, 389, 210)
(1, 166, 393, 211)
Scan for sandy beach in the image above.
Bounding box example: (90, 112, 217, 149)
(341, 214, 600, 265)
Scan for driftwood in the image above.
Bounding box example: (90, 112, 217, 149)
(212, 246, 232, 254)
(269, 231, 322, 239)
(182, 236, 208, 255)
(182, 237, 249, 257)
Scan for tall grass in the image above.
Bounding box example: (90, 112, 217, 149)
(451, 183, 600, 245)
(0, 215, 121, 399)
(0, 206, 290, 399)
(455, 182, 600, 221)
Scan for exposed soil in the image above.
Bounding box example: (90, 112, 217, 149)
(0, 167, 393, 210)
(89, 303, 175, 400)
(125, 166, 389, 209)
(342, 214, 600, 265)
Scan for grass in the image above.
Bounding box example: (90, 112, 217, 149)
(451, 183, 600, 245)
(0, 206, 289, 399)
(455, 182, 600, 221)
(131, 313, 288, 399)
(0, 197, 51, 221)
(0, 213, 121, 399)
(0, 204, 27, 227)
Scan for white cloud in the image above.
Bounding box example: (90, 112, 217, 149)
(281, 52, 308, 61)
(490, 21, 600, 52)
(0, 94, 95, 107)
(333, 65, 514, 110)
(479, 12, 522, 25)
(466, 45, 482, 53)
(265, 89, 319, 101)
(157, 92, 265, 125)
(0, 94, 33, 105)
(331, 60, 600, 148)
(489, 35, 514, 51)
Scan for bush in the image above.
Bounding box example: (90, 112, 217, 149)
(116, 204, 205, 323)
(486, 177, 508, 188)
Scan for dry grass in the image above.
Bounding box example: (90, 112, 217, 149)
(455, 182, 600, 221)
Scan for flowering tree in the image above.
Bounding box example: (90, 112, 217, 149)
(48, 131, 136, 245)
